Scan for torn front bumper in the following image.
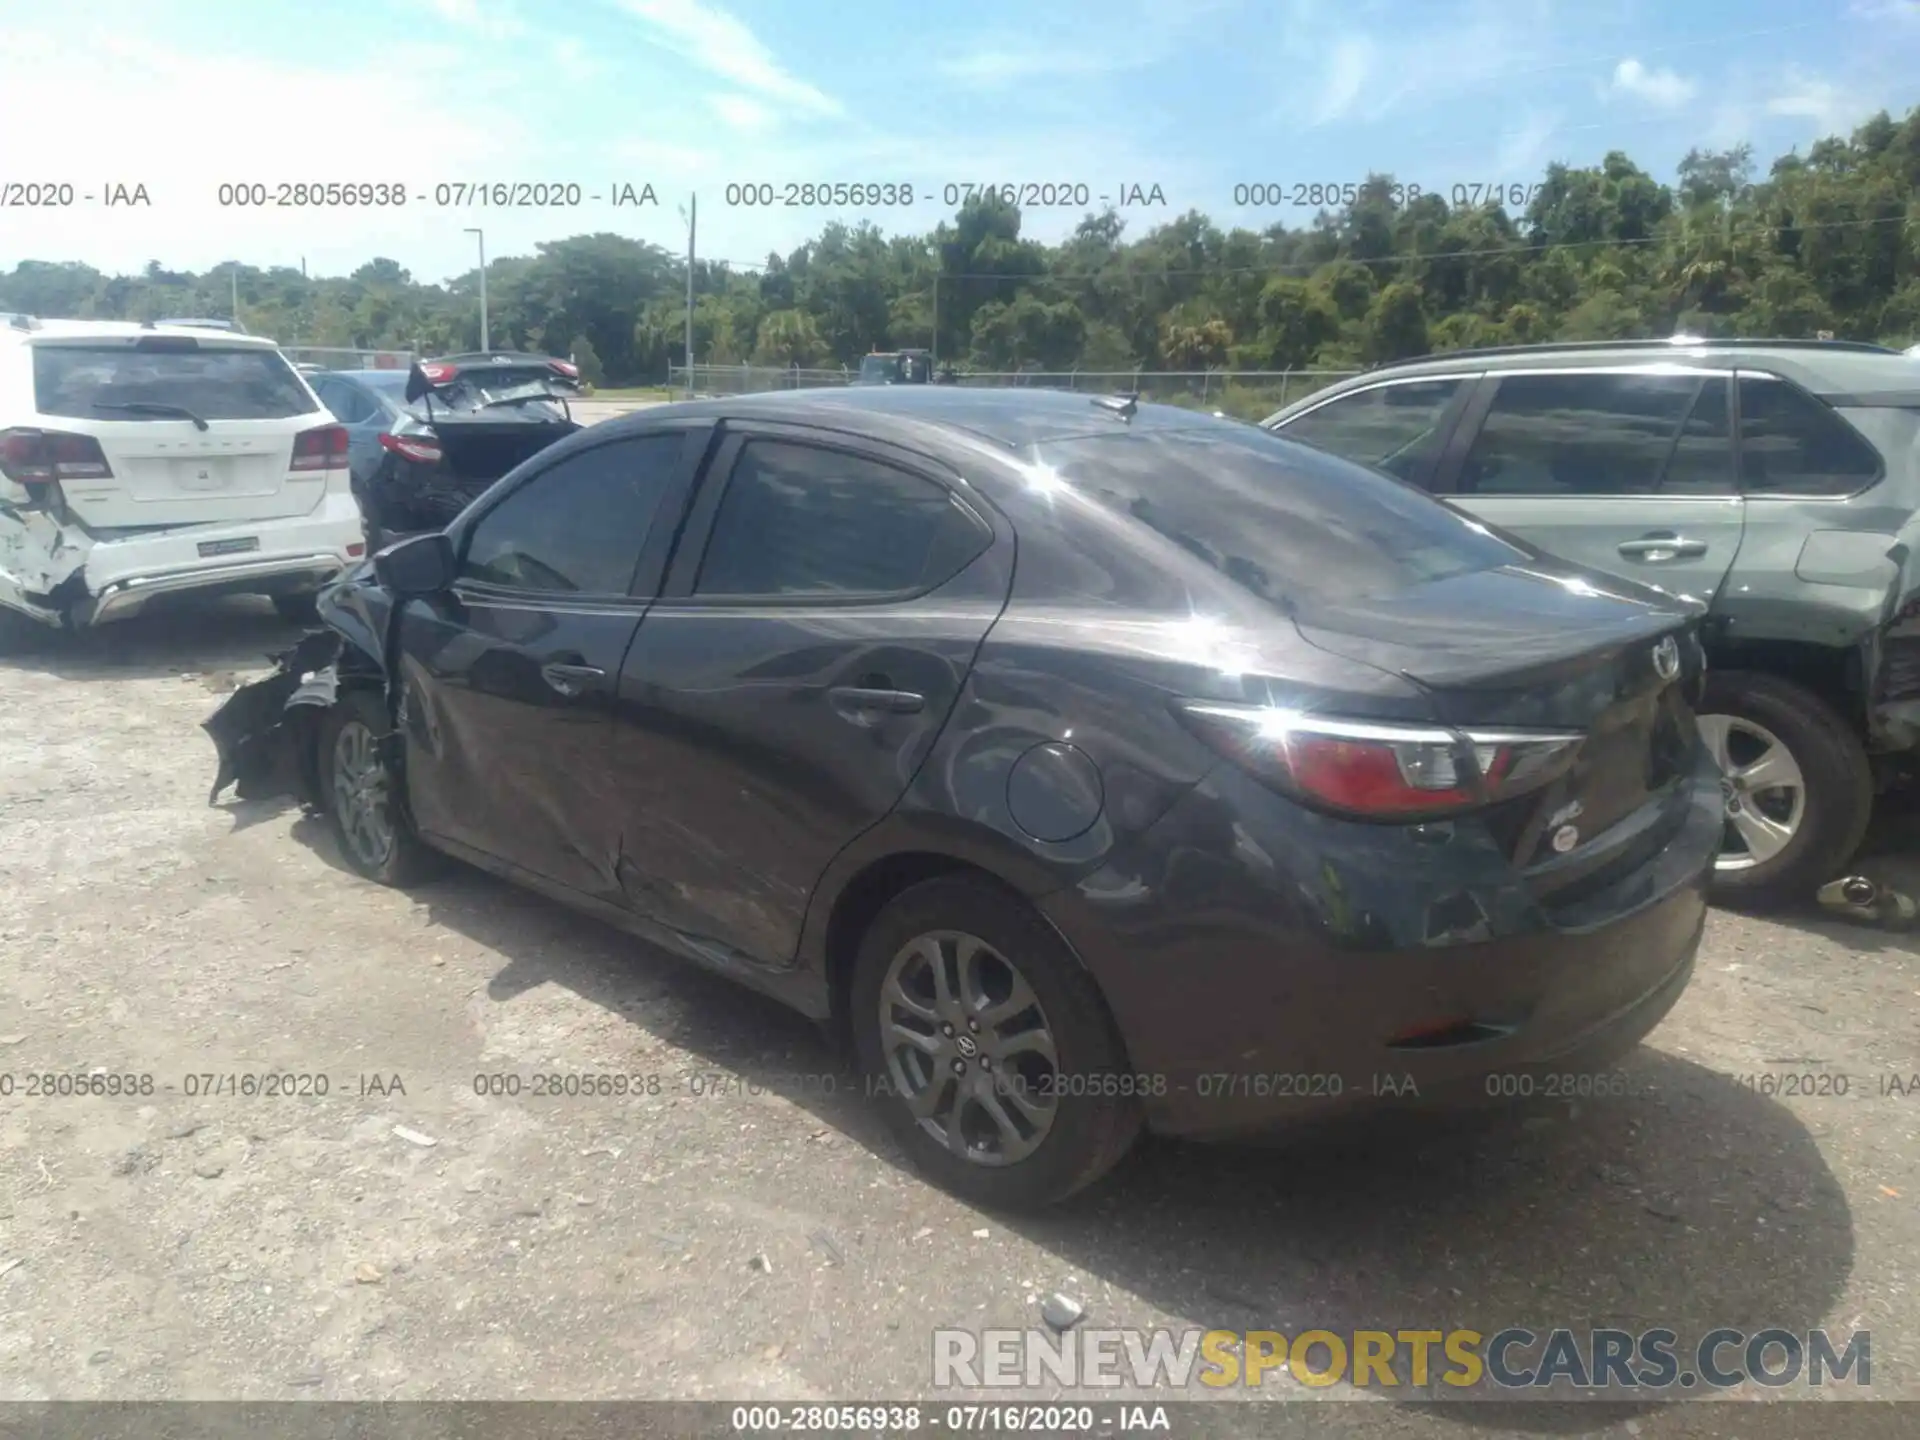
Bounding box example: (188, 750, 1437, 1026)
(203, 629, 346, 808)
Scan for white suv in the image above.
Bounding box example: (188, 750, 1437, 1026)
(0, 316, 365, 634)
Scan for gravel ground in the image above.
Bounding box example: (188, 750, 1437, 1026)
(1, 594, 1917, 1439)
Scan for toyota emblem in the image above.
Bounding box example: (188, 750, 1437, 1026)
(955, 1034, 979, 1059)
(1651, 636, 1681, 682)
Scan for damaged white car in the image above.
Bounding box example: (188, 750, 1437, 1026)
(0, 315, 365, 638)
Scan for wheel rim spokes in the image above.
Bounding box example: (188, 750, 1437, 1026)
(332, 721, 395, 868)
(1700, 712, 1807, 872)
(878, 929, 1060, 1166)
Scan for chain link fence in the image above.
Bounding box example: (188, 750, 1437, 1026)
(282, 346, 416, 371)
(666, 365, 1364, 419)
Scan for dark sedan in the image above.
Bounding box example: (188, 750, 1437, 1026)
(206, 387, 1721, 1209)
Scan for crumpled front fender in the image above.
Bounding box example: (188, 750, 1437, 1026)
(203, 630, 354, 808)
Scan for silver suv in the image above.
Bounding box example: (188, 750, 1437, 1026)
(1264, 337, 1920, 909)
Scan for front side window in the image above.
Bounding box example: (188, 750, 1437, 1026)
(1276, 378, 1464, 485)
(693, 440, 986, 598)
(1456, 371, 1730, 496)
(458, 433, 686, 595)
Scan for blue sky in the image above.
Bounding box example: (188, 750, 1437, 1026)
(1, 0, 1915, 285)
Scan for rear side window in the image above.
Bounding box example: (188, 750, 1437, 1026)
(1737, 373, 1884, 495)
(693, 440, 988, 598)
(459, 433, 686, 595)
(319, 381, 378, 424)
(32, 342, 316, 421)
(1456, 372, 1732, 496)
(1037, 425, 1522, 608)
(1275, 378, 1463, 486)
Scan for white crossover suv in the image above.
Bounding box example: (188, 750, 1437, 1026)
(0, 316, 365, 635)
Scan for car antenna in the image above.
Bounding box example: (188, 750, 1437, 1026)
(1090, 391, 1139, 421)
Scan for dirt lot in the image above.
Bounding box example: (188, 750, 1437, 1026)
(2, 594, 1918, 1436)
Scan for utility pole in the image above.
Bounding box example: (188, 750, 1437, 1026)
(930, 274, 939, 364)
(683, 194, 696, 398)
(464, 227, 489, 350)
(230, 265, 240, 325)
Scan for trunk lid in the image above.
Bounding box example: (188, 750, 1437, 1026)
(30, 335, 329, 528)
(425, 410, 580, 483)
(1291, 561, 1705, 889)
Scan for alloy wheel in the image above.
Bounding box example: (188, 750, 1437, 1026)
(878, 930, 1060, 1166)
(1697, 711, 1807, 872)
(331, 719, 396, 870)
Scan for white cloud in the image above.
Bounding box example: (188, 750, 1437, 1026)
(1849, 0, 1920, 21)
(551, 37, 603, 82)
(1765, 70, 1880, 135)
(938, 49, 1122, 88)
(1605, 58, 1698, 110)
(616, 0, 841, 118)
(709, 93, 777, 135)
(1308, 36, 1377, 126)
(421, 0, 526, 39)
(1491, 109, 1563, 175)
(0, 26, 559, 279)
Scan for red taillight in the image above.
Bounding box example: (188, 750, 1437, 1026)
(548, 359, 579, 379)
(420, 362, 459, 384)
(1174, 701, 1582, 820)
(0, 427, 114, 482)
(292, 424, 349, 472)
(378, 431, 442, 465)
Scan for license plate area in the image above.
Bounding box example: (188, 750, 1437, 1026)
(172, 459, 235, 491)
(197, 536, 260, 558)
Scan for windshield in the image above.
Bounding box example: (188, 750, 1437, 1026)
(1034, 424, 1524, 609)
(33, 342, 315, 421)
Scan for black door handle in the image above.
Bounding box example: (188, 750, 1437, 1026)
(541, 662, 606, 697)
(828, 686, 925, 718)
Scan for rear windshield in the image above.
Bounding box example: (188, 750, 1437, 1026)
(33, 342, 315, 421)
(1034, 424, 1524, 607)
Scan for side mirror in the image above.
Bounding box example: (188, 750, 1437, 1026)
(374, 532, 455, 596)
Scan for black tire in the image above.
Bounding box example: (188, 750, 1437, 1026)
(849, 874, 1141, 1209)
(317, 688, 442, 887)
(272, 592, 322, 624)
(1700, 670, 1874, 911)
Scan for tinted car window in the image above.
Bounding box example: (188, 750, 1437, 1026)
(459, 434, 685, 595)
(1651, 376, 1734, 496)
(1276, 378, 1463, 485)
(1458, 372, 1713, 496)
(694, 440, 986, 598)
(1036, 425, 1523, 609)
(1737, 373, 1883, 495)
(32, 342, 316, 421)
(323, 380, 378, 424)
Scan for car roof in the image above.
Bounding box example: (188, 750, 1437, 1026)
(617, 384, 1238, 451)
(1272, 338, 1916, 414)
(1, 317, 276, 348)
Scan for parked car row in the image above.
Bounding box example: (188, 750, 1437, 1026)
(0, 320, 588, 638)
(0, 316, 363, 631)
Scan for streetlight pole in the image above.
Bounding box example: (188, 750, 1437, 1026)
(464, 227, 489, 351)
(679, 195, 696, 398)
